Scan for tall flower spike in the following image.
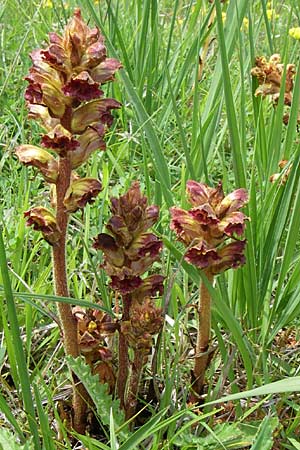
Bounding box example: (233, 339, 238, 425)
(16, 9, 122, 435)
(94, 182, 164, 419)
(170, 180, 248, 399)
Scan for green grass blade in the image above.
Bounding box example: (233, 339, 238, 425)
(249, 416, 279, 450)
(215, 0, 246, 187)
(82, 0, 173, 207)
(33, 384, 56, 450)
(206, 376, 300, 406)
(0, 226, 41, 448)
(0, 390, 25, 443)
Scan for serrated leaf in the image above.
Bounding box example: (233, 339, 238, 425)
(67, 356, 127, 439)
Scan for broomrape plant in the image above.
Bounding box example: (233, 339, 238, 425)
(15, 8, 121, 433)
(3, 0, 300, 447)
(15, 6, 164, 433)
(94, 181, 164, 420)
(170, 180, 248, 397)
(251, 53, 296, 124)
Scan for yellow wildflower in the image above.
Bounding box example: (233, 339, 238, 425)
(289, 27, 300, 40)
(43, 0, 53, 7)
(241, 17, 249, 31)
(222, 12, 226, 23)
(266, 9, 279, 20)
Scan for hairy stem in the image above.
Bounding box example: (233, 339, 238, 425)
(117, 294, 131, 409)
(125, 348, 146, 421)
(52, 155, 87, 434)
(193, 270, 214, 397)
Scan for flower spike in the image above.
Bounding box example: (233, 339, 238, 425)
(170, 180, 248, 398)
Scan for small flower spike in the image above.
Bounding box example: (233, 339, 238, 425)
(251, 54, 299, 126)
(94, 181, 164, 296)
(170, 181, 248, 274)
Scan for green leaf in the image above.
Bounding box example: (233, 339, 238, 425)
(0, 429, 33, 450)
(67, 356, 127, 439)
(118, 409, 167, 450)
(249, 417, 279, 450)
(288, 438, 300, 450)
(205, 377, 300, 406)
(173, 422, 258, 449)
(0, 390, 24, 443)
(0, 226, 40, 449)
(110, 409, 119, 450)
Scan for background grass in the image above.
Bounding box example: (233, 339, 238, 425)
(0, 0, 300, 448)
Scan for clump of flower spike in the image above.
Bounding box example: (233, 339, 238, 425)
(93, 181, 164, 419)
(15, 9, 122, 434)
(170, 180, 248, 398)
(16, 8, 122, 241)
(251, 54, 298, 125)
(170, 180, 248, 274)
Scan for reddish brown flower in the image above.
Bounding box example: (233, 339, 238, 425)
(41, 125, 80, 154)
(94, 182, 164, 297)
(63, 177, 102, 212)
(184, 241, 220, 269)
(62, 72, 104, 101)
(170, 181, 248, 274)
(15, 145, 58, 183)
(24, 207, 60, 245)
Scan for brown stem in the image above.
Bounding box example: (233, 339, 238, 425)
(117, 294, 131, 409)
(125, 348, 146, 422)
(192, 270, 214, 397)
(53, 155, 87, 434)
